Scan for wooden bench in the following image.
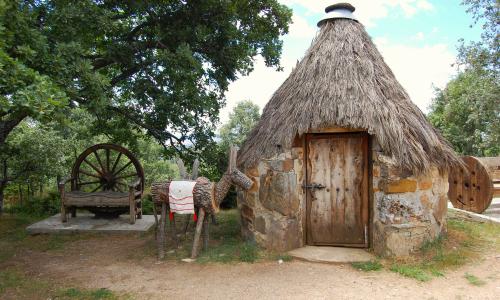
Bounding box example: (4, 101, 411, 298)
(59, 144, 144, 224)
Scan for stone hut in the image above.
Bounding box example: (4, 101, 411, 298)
(236, 3, 462, 257)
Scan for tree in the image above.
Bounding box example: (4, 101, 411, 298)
(201, 100, 260, 207)
(219, 100, 261, 150)
(457, 0, 499, 73)
(0, 0, 292, 158)
(428, 0, 499, 156)
(0, 121, 70, 212)
(428, 69, 499, 156)
(0, 1, 291, 213)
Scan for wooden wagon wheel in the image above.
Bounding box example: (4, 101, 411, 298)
(448, 156, 493, 213)
(72, 144, 145, 193)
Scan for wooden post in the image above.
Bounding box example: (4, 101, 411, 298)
(202, 213, 210, 250)
(183, 214, 190, 236)
(170, 213, 179, 249)
(158, 202, 167, 260)
(129, 185, 135, 224)
(191, 208, 206, 258)
(59, 183, 67, 223)
(152, 200, 159, 240)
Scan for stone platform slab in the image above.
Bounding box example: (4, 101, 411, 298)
(26, 214, 155, 235)
(288, 246, 375, 264)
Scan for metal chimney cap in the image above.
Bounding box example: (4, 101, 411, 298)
(318, 2, 358, 27)
(325, 3, 355, 13)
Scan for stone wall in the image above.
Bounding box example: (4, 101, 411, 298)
(371, 139, 449, 257)
(238, 136, 449, 256)
(238, 148, 305, 252)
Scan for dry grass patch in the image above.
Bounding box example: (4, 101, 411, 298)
(387, 214, 500, 281)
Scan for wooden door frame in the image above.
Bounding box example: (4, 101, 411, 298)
(304, 132, 371, 248)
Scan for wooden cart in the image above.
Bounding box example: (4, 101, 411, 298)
(59, 144, 144, 224)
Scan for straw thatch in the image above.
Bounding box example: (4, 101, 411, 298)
(238, 19, 461, 174)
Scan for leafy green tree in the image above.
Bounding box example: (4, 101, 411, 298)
(429, 69, 499, 156)
(0, 0, 292, 158)
(457, 0, 499, 73)
(0, 121, 70, 212)
(219, 100, 261, 150)
(200, 100, 260, 208)
(429, 0, 499, 157)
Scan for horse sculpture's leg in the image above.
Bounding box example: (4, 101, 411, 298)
(158, 202, 167, 260)
(202, 214, 210, 250)
(170, 213, 179, 249)
(191, 208, 206, 258)
(182, 214, 190, 236)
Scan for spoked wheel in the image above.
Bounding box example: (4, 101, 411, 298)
(72, 144, 145, 194)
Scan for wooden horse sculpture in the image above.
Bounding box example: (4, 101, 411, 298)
(151, 146, 253, 259)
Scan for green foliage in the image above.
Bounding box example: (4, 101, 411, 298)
(57, 287, 119, 300)
(219, 100, 261, 150)
(1, 121, 71, 180)
(385, 214, 500, 281)
(389, 264, 432, 282)
(0, 0, 292, 158)
(429, 68, 499, 156)
(200, 100, 261, 208)
(5, 192, 60, 217)
(464, 273, 486, 286)
(0, 268, 123, 299)
(239, 242, 260, 263)
(457, 0, 499, 72)
(429, 0, 499, 157)
(136, 137, 178, 187)
(351, 260, 383, 272)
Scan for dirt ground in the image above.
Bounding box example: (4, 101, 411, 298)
(4, 235, 499, 300)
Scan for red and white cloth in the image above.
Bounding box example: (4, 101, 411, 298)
(168, 180, 196, 215)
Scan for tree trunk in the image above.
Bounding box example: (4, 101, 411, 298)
(18, 184, 23, 206)
(0, 115, 27, 149)
(0, 184, 5, 214)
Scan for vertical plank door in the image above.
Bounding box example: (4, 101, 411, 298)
(306, 133, 369, 247)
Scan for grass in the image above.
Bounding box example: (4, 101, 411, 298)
(389, 264, 432, 282)
(0, 214, 123, 299)
(0, 213, 93, 264)
(193, 210, 262, 264)
(126, 209, 267, 264)
(464, 273, 486, 286)
(0, 268, 127, 299)
(384, 213, 500, 281)
(56, 287, 123, 299)
(351, 260, 383, 271)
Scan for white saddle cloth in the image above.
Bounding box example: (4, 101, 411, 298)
(168, 180, 196, 214)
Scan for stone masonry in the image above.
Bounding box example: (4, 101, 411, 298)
(238, 136, 449, 256)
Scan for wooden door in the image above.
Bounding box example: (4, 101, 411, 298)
(306, 133, 369, 247)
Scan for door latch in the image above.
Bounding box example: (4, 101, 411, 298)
(302, 183, 326, 190)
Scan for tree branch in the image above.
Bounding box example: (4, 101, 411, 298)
(107, 106, 193, 157)
(0, 112, 28, 147)
(110, 65, 141, 85)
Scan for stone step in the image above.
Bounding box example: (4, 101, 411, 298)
(288, 246, 375, 264)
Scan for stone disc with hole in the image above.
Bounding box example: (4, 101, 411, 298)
(448, 156, 493, 213)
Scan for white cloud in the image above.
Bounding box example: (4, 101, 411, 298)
(374, 37, 456, 111)
(289, 14, 318, 38)
(220, 57, 296, 125)
(219, 1, 452, 127)
(414, 31, 425, 40)
(280, 0, 434, 26)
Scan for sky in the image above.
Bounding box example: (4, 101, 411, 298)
(219, 0, 482, 126)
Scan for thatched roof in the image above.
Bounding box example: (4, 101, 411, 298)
(238, 18, 461, 174)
